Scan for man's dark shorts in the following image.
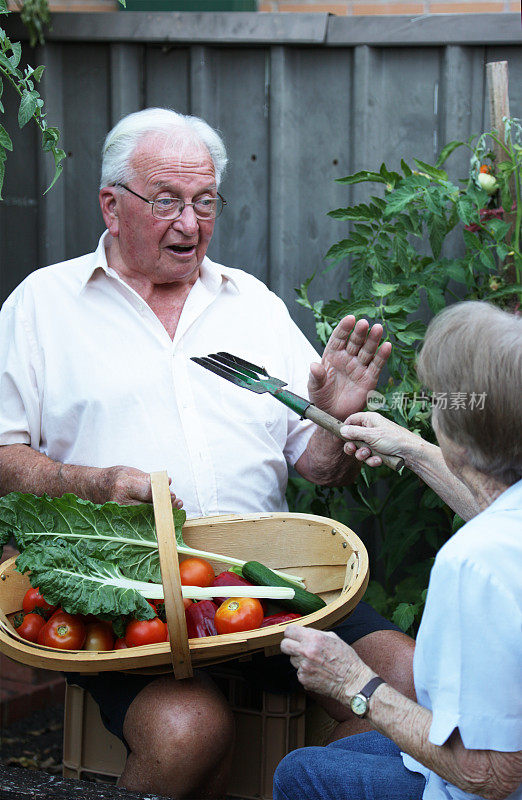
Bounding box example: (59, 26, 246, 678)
(65, 601, 402, 753)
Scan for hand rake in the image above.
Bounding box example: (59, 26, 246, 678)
(191, 352, 404, 472)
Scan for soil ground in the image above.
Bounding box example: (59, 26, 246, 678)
(0, 702, 66, 777)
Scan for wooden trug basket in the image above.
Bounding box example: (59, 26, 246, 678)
(0, 472, 369, 678)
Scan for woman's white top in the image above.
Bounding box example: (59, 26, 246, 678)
(403, 478, 522, 800)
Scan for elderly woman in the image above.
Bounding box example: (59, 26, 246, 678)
(273, 300, 522, 800)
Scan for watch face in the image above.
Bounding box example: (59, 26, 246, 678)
(350, 695, 368, 716)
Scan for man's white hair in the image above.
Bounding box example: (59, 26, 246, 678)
(100, 107, 228, 189)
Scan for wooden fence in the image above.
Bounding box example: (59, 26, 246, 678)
(1, 11, 521, 339)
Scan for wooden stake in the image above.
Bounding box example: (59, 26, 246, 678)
(486, 61, 510, 165)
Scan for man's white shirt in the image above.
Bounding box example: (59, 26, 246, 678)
(0, 233, 318, 518)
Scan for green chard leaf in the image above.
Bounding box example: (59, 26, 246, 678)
(15, 544, 158, 621)
(0, 492, 185, 583)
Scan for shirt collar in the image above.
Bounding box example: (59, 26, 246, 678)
(78, 231, 240, 296)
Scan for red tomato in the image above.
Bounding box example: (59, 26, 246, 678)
(83, 621, 114, 651)
(39, 611, 86, 650)
(479, 164, 491, 174)
(124, 617, 168, 648)
(114, 637, 128, 649)
(214, 597, 264, 635)
(179, 557, 215, 588)
(22, 587, 57, 618)
(12, 611, 47, 643)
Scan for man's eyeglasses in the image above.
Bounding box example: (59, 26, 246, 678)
(116, 183, 226, 221)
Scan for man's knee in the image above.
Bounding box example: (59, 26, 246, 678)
(123, 675, 235, 758)
(351, 629, 416, 700)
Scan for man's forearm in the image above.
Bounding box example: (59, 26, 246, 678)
(0, 444, 103, 501)
(359, 680, 522, 800)
(295, 428, 361, 486)
(403, 440, 480, 521)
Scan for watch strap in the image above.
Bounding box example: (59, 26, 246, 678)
(359, 675, 385, 701)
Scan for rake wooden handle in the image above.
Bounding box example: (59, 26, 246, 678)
(151, 471, 193, 680)
(304, 406, 404, 472)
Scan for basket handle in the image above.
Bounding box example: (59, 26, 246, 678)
(150, 471, 193, 680)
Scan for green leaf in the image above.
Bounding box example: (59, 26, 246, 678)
(401, 159, 412, 177)
(9, 41, 21, 69)
(452, 514, 465, 534)
(382, 186, 420, 218)
(500, 181, 513, 215)
(456, 196, 477, 226)
(0, 123, 12, 151)
(0, 0, 9, 13)
(436, 140, 465, 168)
(428, 215, 447, 260)
(394, 320, 426, 345)
(32, 65, 45, 82)
(444, 262, 467, 284)
(336, 170, 388, 186)
(43, 150, 66, 195)
(15, 544, 159, 621)
(363, 580, 390, 616)
(481, 283, 522, 302)
(426, 285, 446, 315)
(479, 247, 496, 271)
(413, 159, 448, 181)
(0, 492, 177, 583)
(392, 602, 417, 632)
(372, 281, 399, 298)
(18, 89, 40, 129)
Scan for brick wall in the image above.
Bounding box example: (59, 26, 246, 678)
(7, 0, 519, 15)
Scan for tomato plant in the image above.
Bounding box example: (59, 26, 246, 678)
(214, 597, 264, 634)
(179, 557, 215, 588)
(12, 611, 47, 643)
(39, 611, 86, 650)
(124, 617, 167, 648)
(83, 621, 114, 651)
(22, 587, 57, 618)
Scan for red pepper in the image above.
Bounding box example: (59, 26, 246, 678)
(185, 600, 218, 638)
(211, 571, 256, 606)
(260, 612, 302, 627)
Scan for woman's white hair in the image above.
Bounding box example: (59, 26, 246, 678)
(100, 108, 228, 189)
(417, 300, 522, 485)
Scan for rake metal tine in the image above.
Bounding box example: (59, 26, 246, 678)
(191, 356, 251, 386)
(211, 353, 287, 388)
(214, 352, 270, 378)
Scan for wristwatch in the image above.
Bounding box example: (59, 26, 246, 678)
(349, 676, 385, 718)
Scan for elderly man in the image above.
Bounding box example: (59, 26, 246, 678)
(0, 108, 414, 799)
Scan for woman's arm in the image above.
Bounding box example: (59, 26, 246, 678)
(340, 412, 480, 520)
(369, 681, 522, 800)
(281, 626, 522, 800)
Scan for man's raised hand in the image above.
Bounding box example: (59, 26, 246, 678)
(308, 316, 391, 421)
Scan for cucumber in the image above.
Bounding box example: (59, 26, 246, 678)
(242, 561, 326, 616)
